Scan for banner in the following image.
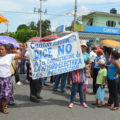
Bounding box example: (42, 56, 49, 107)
(27, 32, 85, 79)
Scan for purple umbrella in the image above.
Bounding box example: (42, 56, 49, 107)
(0, 35, 19, 48)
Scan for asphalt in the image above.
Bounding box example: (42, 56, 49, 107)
(0, 75, 120, 120)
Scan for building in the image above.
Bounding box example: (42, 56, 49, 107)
(78, 8, 120, 42)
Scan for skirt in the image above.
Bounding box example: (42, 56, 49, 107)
(0, 77, 12, 102)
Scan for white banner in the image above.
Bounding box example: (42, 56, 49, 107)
(27, 32, 85, 79)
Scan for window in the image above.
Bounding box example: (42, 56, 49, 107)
(106, 21, 116, 27)
(87, 18, 93, 26)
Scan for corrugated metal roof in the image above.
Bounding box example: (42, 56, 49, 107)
(82, 11, 120, 18)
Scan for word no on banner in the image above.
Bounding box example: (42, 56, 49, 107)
(27, 32, 85, 79)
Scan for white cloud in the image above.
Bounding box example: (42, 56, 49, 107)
(0, 0, 22, 11)
(1, 0, 120, 12)
(41, 0, 120, 6)
(65, 6, 92, 16)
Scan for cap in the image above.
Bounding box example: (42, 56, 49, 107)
(81, 42, 87, 47)
(96, 48, 104, 54)
(98, 59, 105, 65)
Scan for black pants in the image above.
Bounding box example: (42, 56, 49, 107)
(92, 68, 99, 94)
(29, 77, 42, 97)
(118, 77, 120, 96)
(26, 62, 30, 80)
(15, 72, 20, 83)
(108, 79, 119, 107)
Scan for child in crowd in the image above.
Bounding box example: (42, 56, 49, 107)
(84, 69, 91, 103)
(93, 59, 107, 106)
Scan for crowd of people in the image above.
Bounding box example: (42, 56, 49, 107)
(0, 41, 120, 114)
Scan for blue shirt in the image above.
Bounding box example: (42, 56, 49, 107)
(83, 52, 90, 65)
(93, 56, 106, 69)
(108, 63, 118, 80)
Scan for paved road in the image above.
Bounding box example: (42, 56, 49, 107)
(0, 75, 120, 120)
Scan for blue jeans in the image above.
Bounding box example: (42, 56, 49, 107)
(70, 82, 84, 104)
(53, 73, 69, 91)
(19, 59, 25, 74)
(41, 77, 47, 85)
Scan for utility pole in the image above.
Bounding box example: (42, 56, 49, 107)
(34, 0, 47, 37)
(73, 0, 77, 31)
(6, 23, 9, 33)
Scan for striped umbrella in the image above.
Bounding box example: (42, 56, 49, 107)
(28, 37, 41, 42)
(40, 35, 60, 42)
(100, 40, 120, 48)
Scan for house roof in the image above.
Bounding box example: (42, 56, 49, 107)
(82, 11, 120, 18)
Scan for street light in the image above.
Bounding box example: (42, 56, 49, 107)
(34, 0, 47, 37)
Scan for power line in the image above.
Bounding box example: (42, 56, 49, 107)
(0, 10, 69, 17)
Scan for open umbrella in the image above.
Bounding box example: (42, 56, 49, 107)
(0, 36, 19, 48)
(0, 14, 8, 23)
(40, 34, 60, 42)
(28, 37, 41, 42)
(100, 40, 120, 48)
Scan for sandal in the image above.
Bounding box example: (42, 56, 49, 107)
(2, 106, 9, 114)
(111, 107, 119, 110)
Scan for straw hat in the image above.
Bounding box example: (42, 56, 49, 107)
(98, 59, 105, 65)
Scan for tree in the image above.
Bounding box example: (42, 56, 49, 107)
(0, 19, 52, 43)
(17, 24, 29, 30)
(15, 29, 38, 43)
(37, 19, 51, 37)
(28, 21, 37, 30)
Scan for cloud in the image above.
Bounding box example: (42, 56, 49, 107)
(40, 0, 120, 6)
(0, 0, 22, 11)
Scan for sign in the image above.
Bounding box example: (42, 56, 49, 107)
(75, 24, 82, 31)
(56, 25, 65, 33)
(86, 25, 120, 35)
(27, 32, 85, 79)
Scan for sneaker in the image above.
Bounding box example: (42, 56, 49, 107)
(16, 81, 22, 85)
(30, 96, 39, 103)
(68, 103, 74, 108)
(111, 107, 119, 110)
(81, 102, 88, 108)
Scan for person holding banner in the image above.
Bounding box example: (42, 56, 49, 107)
(25, 51, 42, 103)
(69, 42, 90, 108)
(53, 73, 69, 93)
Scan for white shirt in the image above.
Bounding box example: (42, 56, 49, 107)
(25, 50, 30, 59)
(0, 54, 16, 78)
(90, 51, 97, 62)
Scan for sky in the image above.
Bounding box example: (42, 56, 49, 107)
(1, 0, 120, 33)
